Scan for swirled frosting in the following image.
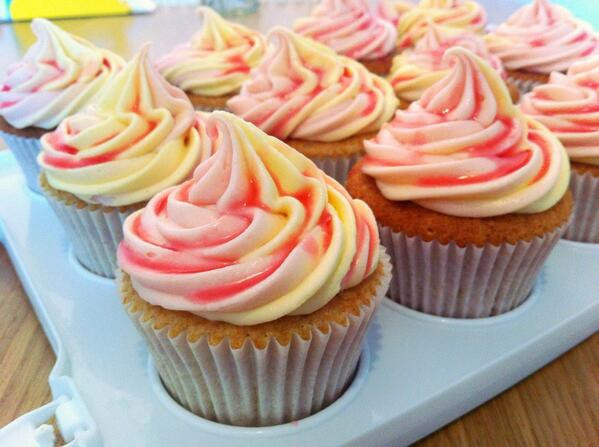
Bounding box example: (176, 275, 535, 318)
(485, 0, 599, 74)
(376, 0, 414, 26)
(156, 7, 265, 97)
(520, 56, 599, 166)
(0, 18, 124, 130)
(117, 111, 380, 325)
(227, 27, 397, 142)
(397, 0, 486, 49)
(390, 24, 506, 102)
(362, 47, 570, 218)
(38, 46, 210, 207)
(293, 0, 397, 61)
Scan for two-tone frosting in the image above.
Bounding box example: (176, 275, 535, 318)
(118, 111, 380, 325)
(376, 0, 415, 27)
(0, 18, 124, 129)
(38, 46, 211, 207)
(389, 24, 506, 102)
(156, 7, 265, 97)
(520, 56, 599, 166)
(362, 48, 570, 218)
(227, 27, 397, 142)
(397, 0, 486, 49)
(485, 0, 599, 74)
(293, 0, 397, 61)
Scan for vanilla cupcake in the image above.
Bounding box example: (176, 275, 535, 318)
(293, 0, 398, 75)
(347, 48, 571, 318)
(485, 0, 599, 94)
(37, 47, 213, 277)
(156, 7, 265, 111)
(389, 24, 518, 107)
(0, 18, 124, 192)
(228, 27, 397, 183)
(521, 56, 599, 242)
(117, 111, 391, 426)
(397, 0, 486, 49)
(376, 0, 415, 26)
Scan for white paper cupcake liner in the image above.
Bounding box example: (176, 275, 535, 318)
(379, 223, 567, 318)
(123, 251, 391, 427)
(311, 153, 361, 185)
(508, 75, 544, 96)
(1, 132, 43, 193)
(563, 170, 599, 243)
(42, 183, 138, 278)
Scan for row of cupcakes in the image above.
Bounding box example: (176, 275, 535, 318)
(0, 4, 594, 429)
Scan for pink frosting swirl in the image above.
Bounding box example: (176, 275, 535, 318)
(520, 56, 599, 165)
(397, 0, 487, 49)
(118, 111, 380, 325)
(389, 25, 507, 102)
(376, 0, 415, 26)
(227, 27, 397, 142)
(0, 18, 124, 129)
(293, 0, 397, 61)
(363, 47, 569, 217)
(485, 0, 599, 74)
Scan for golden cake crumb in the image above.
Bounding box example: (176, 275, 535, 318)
(572, 161, 599, 178)
(0, 115, 48, 138)
(347, 159, 572, 247)
(119, 260, 386, 350)
(39, 172, 145, 213)
(286, 132, 376, 158)
(188, 92, 234, 110)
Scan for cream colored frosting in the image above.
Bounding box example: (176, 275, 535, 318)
(293, 0, 397, 61)
(485, 0, 599, 74)
(227, 27, 397, 142)
(376, 0, 415, 26)
(118, 111, 380, 325)
(520, 56, 599, 166)
(38, 46, 209, 206)
(397, 0, 486, 49)
(156, 7, 265, 97)
(0, 18, 124, 129)
(389, 24, 506, 102)
(363, 48, 570, 218)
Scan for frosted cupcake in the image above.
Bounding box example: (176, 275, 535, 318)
(293, 0, 398, 75)
(228, 27, 397, 184)
(347, 48, 572, 318)
(156, 7, 265, 111)
(376, 0, 415, 26)
(389, 24, 518, 107)
(485, 0, 599, 94)
(521, 56, 599, 242)
(0, 18, 124, 192)
(37, 47, 212, 277)
(117, 111, 391, 426)
(397, 0, 486, 49)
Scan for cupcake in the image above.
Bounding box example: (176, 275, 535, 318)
(117, 111, 391, 426)
(520, 56, 599, 243)
(376, 0, 415, 26)
(37, 47, 212, 278)
(156, 7, 265, 112)
(485, 0, 599, 94)
(397, 0, 487, 49)
(389, 24, 518, 107)
(293, 0, 398, 75)
(347, 47, 572, 318)
(0, 18, 124, 193)
(227, 27, 397, 184)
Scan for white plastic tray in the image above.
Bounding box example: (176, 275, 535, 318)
(1, 148, 598, 446)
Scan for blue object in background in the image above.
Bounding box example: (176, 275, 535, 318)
(519, 0, 599, 27)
